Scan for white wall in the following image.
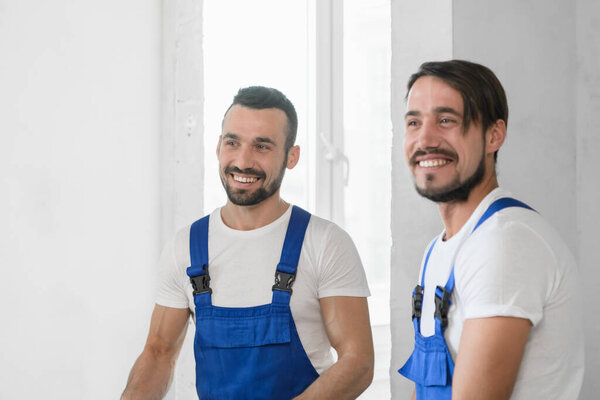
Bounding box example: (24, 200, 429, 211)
(391, 0, 600, 398)
(0, 1, 162, 399)
(453, 0, 577, 249)
(575, 1, 600, 398)
(160, 1, 204, 398)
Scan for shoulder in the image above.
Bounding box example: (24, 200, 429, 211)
(464, 206, 569, 267)
(171, 223, 192, 267)
(460, 189, 570, 266)
(302, 213, 369, 298)
(155, 223, 195, 309)
(453, 202, 578, 326)
(304, 213, 358, 253)
(306, 212, 355, 241)
(456, 206, 575, 306)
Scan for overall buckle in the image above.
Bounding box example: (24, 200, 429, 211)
(412, 285, 423, 319)
(272, 270, 296, 293)
(190, 265, 212, 295)
(434, 286, 451, 328)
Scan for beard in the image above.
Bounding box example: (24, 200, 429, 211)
(414, 149, 486, 203)
(220, 157, 287, 206)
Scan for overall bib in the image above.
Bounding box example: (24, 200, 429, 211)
(399, 198, 534, 400)
(186, 206, 319, 400)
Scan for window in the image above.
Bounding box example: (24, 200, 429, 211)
(203, 1, 391, 397)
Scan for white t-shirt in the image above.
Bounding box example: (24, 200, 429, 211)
(156, 205, 370, 374)
(418, 188, 584, 399)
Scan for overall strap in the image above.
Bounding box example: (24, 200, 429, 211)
(472, 197, 534, 233)
(420, 238, 438, 287)
(272, 206, 311, 305)
(434, 197, 535, 333)
(412, 238, 437, 332)
(186, 215, 212, 307)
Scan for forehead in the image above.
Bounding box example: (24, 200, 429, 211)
(222, 105, 287, 142)
(406, 76, 464, 113)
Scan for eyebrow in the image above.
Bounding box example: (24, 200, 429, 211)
(405, 107, 463, 118)
(222, 133, 240, 140)
(222, 133, 277, 146)
(434, 107, 462, 117)
(254, 137, 277, 146)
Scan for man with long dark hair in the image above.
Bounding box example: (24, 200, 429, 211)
(398, 60, 584, 399)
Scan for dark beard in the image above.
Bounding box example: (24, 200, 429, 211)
(415, 152, 485, 203)
(220, 158, 287, 206)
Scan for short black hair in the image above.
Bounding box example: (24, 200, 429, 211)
(407, 60, 508, 161)
(224, 86, 298, 151)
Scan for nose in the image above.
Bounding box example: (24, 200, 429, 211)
(235, 144, 255, 170)
(415, 119, 441, 149)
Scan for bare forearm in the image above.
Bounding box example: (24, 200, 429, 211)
(294, 353, 373, 400)
(121, 349, 177, 400)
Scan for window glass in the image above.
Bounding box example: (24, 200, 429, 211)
(203, 0, 310, 213)
(343, 0, 391, 326)
(343, 1, 391, 397)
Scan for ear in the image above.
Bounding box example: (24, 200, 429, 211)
(486, 119, 506, 155)
(286, 145, 300, 169)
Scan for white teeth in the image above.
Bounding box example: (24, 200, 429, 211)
(233, 175, 258, 183)
(419, 159, 449, 168)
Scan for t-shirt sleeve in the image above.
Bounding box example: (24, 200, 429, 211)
(314, 222, 371, 299)
(455, 221, 553, 326)
(155, 228, 191, 309)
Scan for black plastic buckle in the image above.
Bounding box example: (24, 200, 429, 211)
(412, 285, 423, 319)
(272, 270, 296, 293)
(190, 265, 212, 295)
(434, 286, 451, 328)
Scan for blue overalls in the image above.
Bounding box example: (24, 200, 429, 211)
(186, 206, 319, 400)
(399, 198, 534, 399)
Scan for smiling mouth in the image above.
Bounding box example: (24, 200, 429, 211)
(410, 149, 456, 169)
(418, 159, 450, 168)
(231, 174, 259, 183)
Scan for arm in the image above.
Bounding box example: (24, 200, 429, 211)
(295, 296, 374, 400)
(121, 304, 191, 400)
(452, 316, 531, 400)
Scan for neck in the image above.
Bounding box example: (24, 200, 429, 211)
(220, 191, 289, 231)
(438, 173, 499, 240)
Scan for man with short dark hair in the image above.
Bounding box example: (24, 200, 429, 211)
(122, 86, 374, 400)
(398, 60, 584, 399)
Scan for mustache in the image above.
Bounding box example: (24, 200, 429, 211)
(224, 166, 266, 179)
(409, 148, 457, 165)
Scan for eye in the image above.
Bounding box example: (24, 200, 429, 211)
(256, 143, 271, 151)
(440, 117, 455, 124)
(406, 120, 419, 127)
